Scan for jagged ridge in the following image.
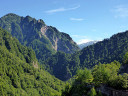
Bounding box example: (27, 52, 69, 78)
(0, 13, 79, 59)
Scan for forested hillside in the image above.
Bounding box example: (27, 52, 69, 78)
(62, 59, 128, 96)
(0, 27, 65, 96)
(79, 31, 128, 68)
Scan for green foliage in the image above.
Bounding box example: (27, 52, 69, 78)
(88, 87, 97, 96)
(76, 68, 93, 84)
(123, 52, 128, 64)
(108, 73, 128, 90)
(61, 83, 71, 96)
(0, 28, 65, 96)
(92, 61, 128, 90)
(62, 58, 127, 95)
(61, 68, 94, 96)
(92, 61, 121, 85)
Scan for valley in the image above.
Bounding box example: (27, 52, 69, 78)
(0, 13, 128, 96)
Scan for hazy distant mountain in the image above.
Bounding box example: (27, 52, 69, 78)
(78, 40, 98, 49)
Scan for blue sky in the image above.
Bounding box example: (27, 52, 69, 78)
(1, 0, 128, 44)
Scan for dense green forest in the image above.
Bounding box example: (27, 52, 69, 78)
(78, 31, 128, 68)
(62, 58, 128, 96)
(0, 27, 65, 96)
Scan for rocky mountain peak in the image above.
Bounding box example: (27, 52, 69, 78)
(0, 13, 79, 61)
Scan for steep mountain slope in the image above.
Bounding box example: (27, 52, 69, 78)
(0, 27, 65, 96)
(78, 40, 98, 49)
(0, 13, 79, 62)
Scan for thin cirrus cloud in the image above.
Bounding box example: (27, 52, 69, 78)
(112, 5, 128, 18)
(45, 5, 80, 14)
(70, 18, 84, 21)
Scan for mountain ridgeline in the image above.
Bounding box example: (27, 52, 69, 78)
(0, 27, 65, 96)
(0, 13, 79, 62)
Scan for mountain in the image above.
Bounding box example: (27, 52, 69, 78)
(0, 27, 65, 96)
(0, 13, 79, 62)
(78, 40, 98, 49)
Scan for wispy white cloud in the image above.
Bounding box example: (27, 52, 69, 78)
(45, 5, 80, 14)
(70, 18, 84, 21)
(112, 5, 128, 18)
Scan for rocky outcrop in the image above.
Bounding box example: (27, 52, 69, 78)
(40, 26, 48, 37)
(39, 25, 79, 52)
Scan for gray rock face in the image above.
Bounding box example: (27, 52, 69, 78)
(40, 25, 79, 53)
